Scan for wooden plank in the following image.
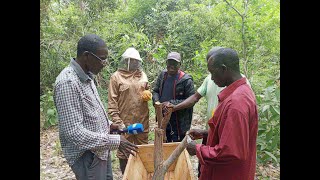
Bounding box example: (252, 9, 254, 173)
(173, 150, 194, 180)
(124, 143, 195, 180)
(173, 149, 187, 180)
(169, 171, 175, 180)
(184, 150, 195, 180)
(137, 143, 180, 172)
(122, 154, 148, 180)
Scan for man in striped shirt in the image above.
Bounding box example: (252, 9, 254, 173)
(54, 34, 138, 180)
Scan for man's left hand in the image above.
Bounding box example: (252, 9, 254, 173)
(110, 123, 120, 131)
(186, 141, 197, 156)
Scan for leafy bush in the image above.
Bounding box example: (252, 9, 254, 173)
(256, 79, 280, 165)
(40, 90, 58, 128)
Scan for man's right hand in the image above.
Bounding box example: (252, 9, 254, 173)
(188, 129, 208, 140)
(118, 135, 139, 158)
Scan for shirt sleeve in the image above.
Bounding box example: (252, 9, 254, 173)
(196, 108, 250, 165)
(197, 76, 209, 97)
(54, 81, 120, 151)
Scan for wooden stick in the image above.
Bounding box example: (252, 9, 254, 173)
(153, 128, 164, 180)
(152, 135, 189, 180)
(161, 106, 173, 130)
(154, 102, 163, 127)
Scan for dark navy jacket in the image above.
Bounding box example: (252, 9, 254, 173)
(152, 70, 195, 137)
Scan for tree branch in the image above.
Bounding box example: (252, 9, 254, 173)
(224, 0, 243, 17)
(155, 102, 163, 127)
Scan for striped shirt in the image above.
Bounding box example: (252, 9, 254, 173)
(54, 58, 120, 166)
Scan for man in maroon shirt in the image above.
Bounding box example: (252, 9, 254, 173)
(186, 47, 258, 180)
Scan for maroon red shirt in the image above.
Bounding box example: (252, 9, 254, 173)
(196, 77, 258, 180)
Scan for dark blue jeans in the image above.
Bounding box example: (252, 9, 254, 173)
(71, 150, 113, 180)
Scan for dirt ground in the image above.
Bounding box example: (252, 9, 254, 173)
(40, 106, 279, 179)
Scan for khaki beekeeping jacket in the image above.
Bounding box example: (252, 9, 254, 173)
(108, 69, 149, 132)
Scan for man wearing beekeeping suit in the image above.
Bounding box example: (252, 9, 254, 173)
(108, 47, 152, 174)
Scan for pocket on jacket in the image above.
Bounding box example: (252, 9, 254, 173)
(119, 84, 129, 92)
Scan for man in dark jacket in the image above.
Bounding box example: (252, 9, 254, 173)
(152, 52, 195, 142)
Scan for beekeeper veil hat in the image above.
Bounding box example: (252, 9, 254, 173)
(119, 47, 143, 71)
(122, 47, 142, 61)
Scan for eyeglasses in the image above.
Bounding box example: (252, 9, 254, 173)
(87, 51, 108, 64)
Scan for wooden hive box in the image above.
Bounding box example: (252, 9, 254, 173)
(122, 142, 195, 180)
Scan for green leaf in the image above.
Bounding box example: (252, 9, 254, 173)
(256, 95, 262, 104)
(266, 129, 273, 141)
(49, 96, 54, 102)
(271, 105, 280, 115)
(270, 114, 280, 122)
(271, 137, 279, 149)
(260, 144, 266, 151)
(275, 87, 280, 101)
(49, 117, 55, 125)
(47, 109, 55, 116)
(262, 105, 270, 113)
(266, 80, 274, 87)
(264, 151, 278, 163)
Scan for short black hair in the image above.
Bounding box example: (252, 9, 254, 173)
(206, 46, 223, 61)
(77, 34, 106, 57)
(209, 48, 240, 73)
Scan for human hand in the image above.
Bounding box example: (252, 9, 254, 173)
(188, 129, 208, 140)
(110, 123, 120, 131)
(186, 140, 197, 156)
(141, 90, 152, 101)
(110, 123, 121, 134)
(162, 101, 174, 115)
(118, 135, 139, 158)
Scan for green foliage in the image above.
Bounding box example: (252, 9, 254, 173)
(256, 79, 280, 165)
(148, 100, 156, 120)
(40, 90, 58, 128)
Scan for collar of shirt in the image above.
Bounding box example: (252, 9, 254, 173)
(217, 77, 247, 102)
(70, 58, 93, 82)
